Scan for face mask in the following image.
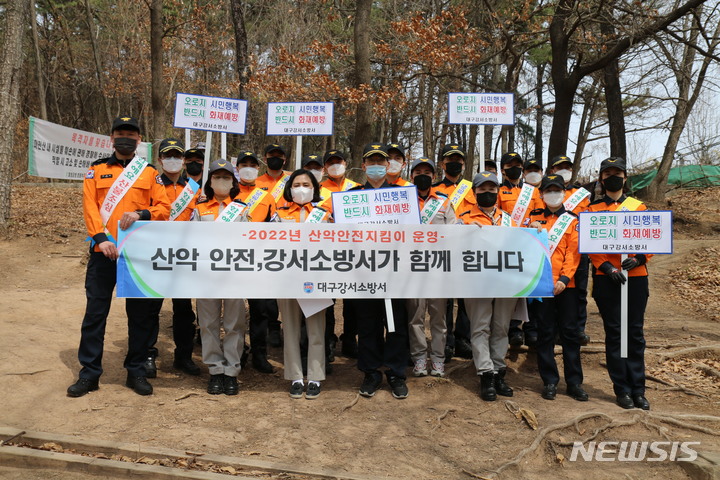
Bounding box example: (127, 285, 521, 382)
(238, 166, 258, 183)
(445, 161, 463, 177)
(387, 159, 403, 174)
(602, 175, 625, 192)
(161, 157, 183, 174)
(327, 163, 346, 178)
(413, 174, 432, 191)
(543, 191, 565, 208)
(114, 137, 138, 156)
(556, 169, 572, 183)
(267, 156, 284, 171)
(365, 165, 387, 181)
(211, 177, 233, 196)
(504, 166, 522, 180)
(524, 172, 542, 185)
(476, 192, 498, 208)
(291, 186, 314, 205)
(185, 161, 203, 176)
(309, 169, 323, 183)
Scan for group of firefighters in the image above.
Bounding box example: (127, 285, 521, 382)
(67, 116, 652, 412)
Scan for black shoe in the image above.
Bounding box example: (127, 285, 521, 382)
(341, 339, 358, 358)
(524, 335, 538, 347)
(508, 331, 524, 346)
(207, 374, 224, 395)
(268, 329, 282, 348)
(480, 372, 497, 401)
(444, 345, 454, 363)
(173, 357, 201, 376)
(306, 382, 321, 399)
(567, 384, 589, 401)
(240, 344, 249, 369)
(125, 375, 153, 396)
(67, 378, 99, 397)
(325, 358, 333, 375)
(494, 370, 514, 397)
(327, 337, 337, 363)
(252, 352, 274, 374)
(541, 383, 557, 400)
(223, 375, 239, 395)
(616, 393, 634, 409)
(289, 381, 304, 399)
(387, 375, 408, 399)
(454, 338, 473, 359)
(632, 394, 650, 410)
(143, 356, 157, 378)
(359, 373, 382, 397)
(579, 332, 590, 346)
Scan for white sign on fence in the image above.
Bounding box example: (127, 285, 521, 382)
(116, 222, 554, 299)
(447, 93, 515, 125)
(266, 102, 334, 136)
(173, 92, 248, 134)
(331, 186, 421, 225)
(27, 117, 152, 181)
(578, 211, 673, 254)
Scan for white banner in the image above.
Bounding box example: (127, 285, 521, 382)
(578, 211, 673, 254)
(27, 117, 152, 181)
(117, 223, 554, 299)
(266, 102, 334, 136)
(448, 93, 514, 125)
(331, 186, 421, 225)
(173, 92, 248, 134)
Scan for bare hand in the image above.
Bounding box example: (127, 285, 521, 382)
(553, 281, 566, 296)
(119, 211, 141, 230)
(98, 241, 119, 260)
(197, 193, 207, 203)
(529, 221, 543, 232)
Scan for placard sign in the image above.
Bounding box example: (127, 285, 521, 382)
(173, 92, 248, 134)
(578, 211, 673, 254)
(448, 93, 514, 125)
(266, 102, 334, 136)
(331, 186, 421, 225)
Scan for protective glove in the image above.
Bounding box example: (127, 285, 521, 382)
(599, 261, 626, 285)
(621, 254, 646, 271)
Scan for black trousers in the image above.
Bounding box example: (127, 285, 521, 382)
(148, 298, 197, 360)
(536, 288, 582, 385)
(248, 298, 279, 351)
(78, 252, 157, 379)
(445, 299, 471, 348)
(346, 298, 409, 379)
(593, 275, 649, 396)
(575, 254, 590, 332)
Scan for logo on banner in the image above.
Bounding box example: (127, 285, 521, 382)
(304, 282, 314, 293)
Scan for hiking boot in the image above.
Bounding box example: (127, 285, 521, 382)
(479, 372, 496, 401)
(252, 349, 274, 374)
(223, 375, 239, 396)
(173, 357, 201, 376)
(494, 369, 513, 397)
(143, 355, 157, 379)
(126, 375, 153, 396)
(207, 374, 224, 395)
(67, 378, 99, 398)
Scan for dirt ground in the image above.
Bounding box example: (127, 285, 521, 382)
(0, 184, 719, 480)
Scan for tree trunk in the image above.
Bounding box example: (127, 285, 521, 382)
(600, 21, 626, 159)
(349, 0, 373, 176)
(150, 0, 166, 142)
(534, 63, 545, 167)
(30, 0, 48, 120)
(572, 78, 601, 182)
(0, 0, 29, 226)
(229, 0, 250, 100)
(85, 0, 111, 125)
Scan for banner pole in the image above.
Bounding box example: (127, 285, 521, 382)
(295, 136, 302, 171)
(184, 129, 191, 152)
(384, 299, 395, 333)
(203, 131, 213, 183)
(221, 132, 227, 160)
(620, 253, 628, 358)
(478, 126, 485, 173)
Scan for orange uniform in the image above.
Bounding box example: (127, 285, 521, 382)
(83, 155, 169, 250)
(434, 177, 477, 218)
(236, 184, 277, 222)
(528, 207, 581, 287)
(458, 205, 506, 226)
(562, 185, 591, 214)
(161, 174, 197, 222)
(275, 202, 330, 223)
(419, 189, 456, 224)
(194, 195, 236, 221)
(256, 171, 291, 192)
(587, 195, 651, 277)
(497, 180, 543, 226)
(389, 177, 412, 187)
(321, 177, 359, 193)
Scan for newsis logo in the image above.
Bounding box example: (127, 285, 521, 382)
(569, 441, 700, 462)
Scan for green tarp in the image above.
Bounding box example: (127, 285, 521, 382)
(630, 165, 720, 192)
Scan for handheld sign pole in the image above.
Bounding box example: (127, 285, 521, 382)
(203, 131, 213, 182)
(620, 253, 629, 358)
(478, 127, 485, 173)
(221, 132, 227, 160)
(295, 136, 302, 171)
(385, 299, 395, 333)
(184, 129, 191, 153)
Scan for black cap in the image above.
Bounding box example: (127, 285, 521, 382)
(111, 116, 140, 133)
(323, 150, 346, 163)
(362, 143, 389, 159)
(550, 155, 573, 168)
(500, 152, 523, 166)
(208, 159, 235, 175)
(524, 158, 542, 170)
(264, 144, 287, 156)
(236, 151, 259, 165)
(410, 158, 436, 173)
(386, 143, 405, 159)
(440, 144, 465, 158)
(484, 160, 497, 170)
(301, 154, 322, 169)
(599, 156, 627, 173)
(539, 174, 565, 191)
(159, 138, 184, 155)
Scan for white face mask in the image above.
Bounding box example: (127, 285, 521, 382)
(327, 163, 346, 178)
(291, 186, 314, 205)
(524, 172, 542, 186)
(212, 177, 234, 196)
(309, 169, 323, 183)
(543, 191, 565, 208)
(161, 157, 183, 174)
(556, 169, 572, 183)
(387, 159, 403, 174)
(238, 166, 259, 183)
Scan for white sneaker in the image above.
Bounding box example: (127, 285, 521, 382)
(413, 358, 428, 377)
(430, 361, 445, 377)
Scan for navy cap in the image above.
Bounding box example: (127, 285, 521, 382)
(208, 159, 235, 175)
(323, 150, 346, 163)
(410, 157, 436, 172)
(484, 160, 497, 170)
(500, 152, 523, 166)
(111, 116, 140, 133)
(599, 156, 627, 173)
(236, 151, 259, 165)
(159, 138, 184, 154)
(550, 155, 573, 168)
(362, 143, 389, 159)
(472, 171, 500, 188)
(524, 158, 542, 170)
(264, 144, 287, 156)
(301, 154, 323, 169)
(440, 144, 465, 158)
(539, 175, 565, 191)
(387, 143, 406, 158)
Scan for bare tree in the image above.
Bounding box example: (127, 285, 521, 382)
(350, 0, 373, 175)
